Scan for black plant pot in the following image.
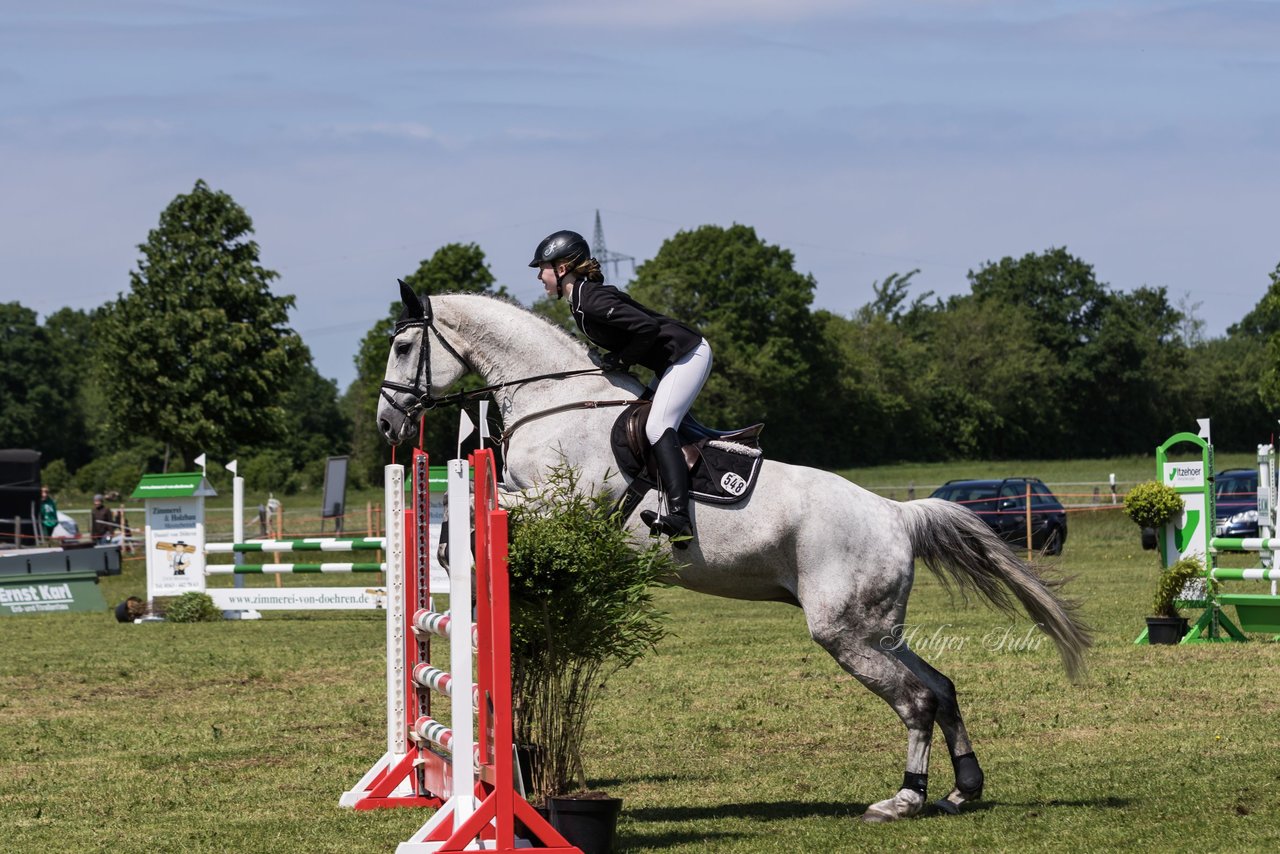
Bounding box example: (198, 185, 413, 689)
(515, 804, 551, 846)
(548, 794, 622, 854)
(516, 743, 542, 794)
(1146, 616, 1189, 645)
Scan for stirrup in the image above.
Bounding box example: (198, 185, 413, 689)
(639, 510, 692, 548)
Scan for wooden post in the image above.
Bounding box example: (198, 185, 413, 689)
(274, 502, 284, 588)
(368, 500, 382, 572)
(1026, 483, 1033, 562)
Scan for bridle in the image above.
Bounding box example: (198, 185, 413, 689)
(379, 290, 608, 421)
(378, 293, 468, 420)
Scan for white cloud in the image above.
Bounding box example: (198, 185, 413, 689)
(323, 121, 443, 142)
(512, 0, 861, 28)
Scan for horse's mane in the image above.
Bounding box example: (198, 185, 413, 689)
(432, 291, 598, 374)
(403, 291, 586, 351)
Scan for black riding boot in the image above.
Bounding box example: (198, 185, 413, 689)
(640, 428, 692, 547)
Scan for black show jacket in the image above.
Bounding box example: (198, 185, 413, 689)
(569, 281, 703, 373)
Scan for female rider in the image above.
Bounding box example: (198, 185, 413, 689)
(531, 229, 712, 545)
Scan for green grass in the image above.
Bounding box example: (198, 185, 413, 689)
(3, 457, 1279, 852)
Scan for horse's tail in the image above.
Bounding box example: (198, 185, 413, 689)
(902, 498, 1092, 682)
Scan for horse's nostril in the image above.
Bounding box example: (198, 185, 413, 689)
(379, 419, 392, 437)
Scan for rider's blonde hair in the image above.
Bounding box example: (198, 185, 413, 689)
(567, 256, 604, 284)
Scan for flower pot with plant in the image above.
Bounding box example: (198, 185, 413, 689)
(1123, 480, 1185, 545)
(1123, 480, 1206, 644)
(1146, 555, 1209, 644)
(505, 462, 677, 854)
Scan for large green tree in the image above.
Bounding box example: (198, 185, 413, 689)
(628, 224, 827, 463)
(1070, 285, 1186, 455)
(98, 180, 303, 468)
(920, 296, 1058, 459)
(0, 303, 94, 468)
(964, 247, 1192, 456)
(1246, 262, 1280, 412)
(344, 243, 507, 482)
(967, 247, 1111, 361)
(1180, 335, 1269, 451)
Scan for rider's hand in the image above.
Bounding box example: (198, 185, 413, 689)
(600, 352, 626, 372)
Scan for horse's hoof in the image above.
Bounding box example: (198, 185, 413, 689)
(933, 786, 982, 816)
(860, 790, 925, 823)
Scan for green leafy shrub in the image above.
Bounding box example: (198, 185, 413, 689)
(1152, 555, 1209, 617)
(1123, 480, 1184, 530)
(163, 592, 223, 623)
(506, 463, 675, 804)
(243, 450, 300, 495)
(42, 459, 70, 492)
(72, 441, 166, 496)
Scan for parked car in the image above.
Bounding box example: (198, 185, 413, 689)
(929, 477, 1068, 555)
(1215, 468, 1260, 538)
(1140, 467, 1259, 549)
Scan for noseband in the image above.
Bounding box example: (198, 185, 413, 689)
(379, 295, 466, 419)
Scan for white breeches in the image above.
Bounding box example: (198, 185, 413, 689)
(646, 339, 713, 445)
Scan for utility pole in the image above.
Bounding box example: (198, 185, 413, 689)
(592, 210, 636, 282)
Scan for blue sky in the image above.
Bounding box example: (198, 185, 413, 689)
(3, 1, 1278, 389)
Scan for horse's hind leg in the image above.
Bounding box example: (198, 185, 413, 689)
(807, 620, 939, 822)
(894, 648, 985, 814)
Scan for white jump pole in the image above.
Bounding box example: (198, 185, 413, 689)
(405, 446, 480, 847)
(225, 459, 262, 619)
(233, 467, 245, 583)
(385, 464, 408, 766)
(447, 456, 476, 826)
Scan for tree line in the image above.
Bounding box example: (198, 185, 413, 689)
(3, 181, 1278, 497)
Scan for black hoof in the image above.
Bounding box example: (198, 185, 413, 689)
(933, 798, 961, 816)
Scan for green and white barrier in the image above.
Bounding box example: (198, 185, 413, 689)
(206, 537, 387, 553)
(1136, 418, 1280, 644)
(136, 462, 445, 618)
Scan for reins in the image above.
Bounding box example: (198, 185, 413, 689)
(381, 290, 647, 452)
(423, 367, 605, 409)
(500, 399, 649, 457)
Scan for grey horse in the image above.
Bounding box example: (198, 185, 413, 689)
(377, 287, 1091, 822)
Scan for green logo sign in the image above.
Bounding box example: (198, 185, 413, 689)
(0, 576, 106, 616)
(1175, 510, 1201, 553)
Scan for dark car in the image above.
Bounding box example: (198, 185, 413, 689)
(929, 477, 1068, 555)
(1140, 467, 1258, 549)
(1214, 468, 1260, 538)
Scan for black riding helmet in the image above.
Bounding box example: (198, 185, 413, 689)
(530, 230, 590, 299)
(529, 229, 590, 268)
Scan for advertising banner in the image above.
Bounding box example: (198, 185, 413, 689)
(146, 496, 206, 601)
(207, 586, 386, 611)
(0, 573, 106, 616)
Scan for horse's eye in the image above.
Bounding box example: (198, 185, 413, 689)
(395, 341, 412, 357)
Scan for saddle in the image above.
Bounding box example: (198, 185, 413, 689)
(611, 404, 765, 518)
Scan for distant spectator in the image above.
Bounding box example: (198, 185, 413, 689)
(38, 486, 58, 537)
(90, 494, 114, 543)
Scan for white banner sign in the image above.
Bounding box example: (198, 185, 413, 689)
(146, 497, 206, 600)
(209, 587, 388, 611)
(1163, 461, 1205, 488)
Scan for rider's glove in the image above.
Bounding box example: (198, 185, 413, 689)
(600, 352, 627, 372)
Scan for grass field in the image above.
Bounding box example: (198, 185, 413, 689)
(3, 455, 1279, 853)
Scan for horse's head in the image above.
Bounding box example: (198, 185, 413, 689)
(377, 281, 469, 445)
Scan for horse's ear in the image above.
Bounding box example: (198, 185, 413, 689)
(399, 279, 423, 319)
